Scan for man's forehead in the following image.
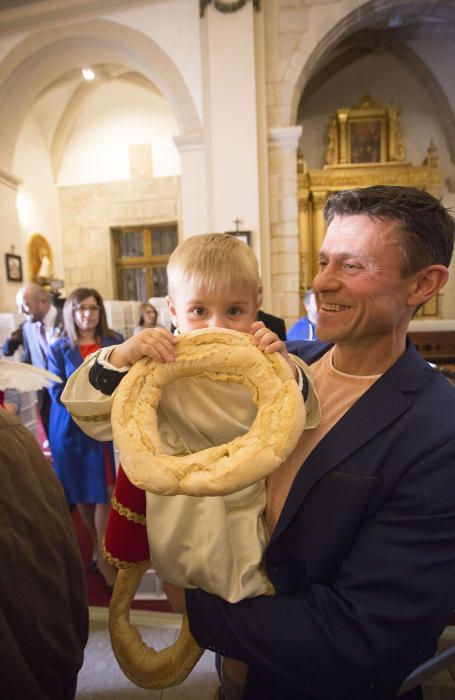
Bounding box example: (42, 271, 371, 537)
(322, 214, 401, 252)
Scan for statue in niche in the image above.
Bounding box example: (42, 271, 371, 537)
(28, 233, 54, 285)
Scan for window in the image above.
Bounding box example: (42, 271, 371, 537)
(112, 224, 178, 300)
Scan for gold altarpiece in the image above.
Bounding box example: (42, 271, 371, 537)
(297, 95, 442, 317)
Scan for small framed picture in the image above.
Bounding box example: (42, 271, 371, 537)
(5, 253, 23, 282)
(226, 231, 252, 246)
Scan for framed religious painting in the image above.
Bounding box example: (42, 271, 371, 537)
(5, 253, 23, 282)
(348, 117, 385, 163)
(325, 94, 405, 166)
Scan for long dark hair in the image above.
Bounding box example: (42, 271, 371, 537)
(63, 287, 118, 345)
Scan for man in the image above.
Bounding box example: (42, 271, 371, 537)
(287, 288, 318, 341)
(162, 186, 455, 700)
(0, 409, 88, 698)
(2, 283, 63, 435)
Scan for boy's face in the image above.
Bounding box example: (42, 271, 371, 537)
(167, 280, 259, 333)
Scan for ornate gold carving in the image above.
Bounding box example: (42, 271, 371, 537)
(324, 94, 406, 167)
(422, 138, 439, 168)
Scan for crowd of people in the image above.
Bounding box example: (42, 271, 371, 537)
(1, 184, 455, 700)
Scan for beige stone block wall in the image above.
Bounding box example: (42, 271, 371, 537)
(59, 176, 179, 300)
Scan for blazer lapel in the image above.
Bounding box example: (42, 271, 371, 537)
(270, 342, 426, 543)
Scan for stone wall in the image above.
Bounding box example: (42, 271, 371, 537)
(58, 175, 179, 299)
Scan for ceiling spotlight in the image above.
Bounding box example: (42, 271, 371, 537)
(81, 67, 95, 81)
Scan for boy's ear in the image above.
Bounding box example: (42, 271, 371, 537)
(406, 265, 449, 309)
(166, 295, 178, 326)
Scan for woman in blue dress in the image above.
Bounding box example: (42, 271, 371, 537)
(48, 287, 123, 587)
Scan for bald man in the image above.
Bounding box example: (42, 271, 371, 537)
(2, 283, 63, 435)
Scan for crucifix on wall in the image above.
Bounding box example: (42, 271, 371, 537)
(225, 218, 252, 246)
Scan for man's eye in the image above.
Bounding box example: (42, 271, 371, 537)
(318, 259, 328, 268)
(343, 262, 360, 270)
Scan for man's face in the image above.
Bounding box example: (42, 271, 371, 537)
(19, 292, 47, 322)
(313, 214, 415, 351)
(167, 281, 258, 334)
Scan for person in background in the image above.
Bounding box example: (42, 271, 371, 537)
(0, 388, 21, 414)
(1, 282, 63, 436)
(286, 288, 318, 341)
(0, 409, 88, 699)
(256, 283, 287, 341)
(47, 287, 123, 588)
(133, 302, 162, 335)
(162, 186, 455, 700)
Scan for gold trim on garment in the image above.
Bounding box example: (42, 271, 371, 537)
(111, 495, 147, 525)
(258, 564, 276, 596)
(70, 411, 112, 422)
(101, 542, 149, 570)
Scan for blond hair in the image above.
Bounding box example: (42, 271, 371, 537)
(167, 233, 260, 301)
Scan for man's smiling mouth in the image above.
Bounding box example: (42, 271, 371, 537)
(320, 303, 350, 312)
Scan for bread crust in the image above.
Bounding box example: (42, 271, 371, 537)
(112, 328, 306, 496)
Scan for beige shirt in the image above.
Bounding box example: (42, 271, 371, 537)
(266, 348, 381, 534)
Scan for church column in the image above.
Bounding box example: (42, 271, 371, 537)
(267, 125, 302, 325)
(200, 2, 261, 248)
(0, 169, 23, 311)
(173, 132, 208, 237)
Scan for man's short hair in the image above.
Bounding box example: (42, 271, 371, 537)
(324, 185, 454, 276)
(167, 233, 260, 300)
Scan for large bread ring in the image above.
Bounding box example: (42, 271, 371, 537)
(111, 327, 306, 497)
(109, 560, 203, 690)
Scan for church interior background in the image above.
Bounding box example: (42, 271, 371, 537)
(2, 2, 455, 695)
(1, 0, 455, 339)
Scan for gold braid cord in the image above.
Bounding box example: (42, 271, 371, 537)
(109, 560, 203, 689)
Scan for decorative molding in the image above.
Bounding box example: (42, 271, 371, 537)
(0, 168, 22, 190)
(268, 126, 302, 151)
(173, 132, 205, 153)
(200, 0, 260, 18)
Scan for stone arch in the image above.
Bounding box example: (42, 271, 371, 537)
(0, 18, 202, 172)
(274, 0, 455, 129)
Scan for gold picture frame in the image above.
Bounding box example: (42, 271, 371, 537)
(326, 94, 405, 166)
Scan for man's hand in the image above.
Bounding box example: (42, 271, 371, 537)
(162, 581, 187, 614)
(109, 328, 178, 368)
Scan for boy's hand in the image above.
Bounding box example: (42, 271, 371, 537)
(251, 321, 298, 379)
(252, 320, 287, 355)
(109, 328, 178, 368)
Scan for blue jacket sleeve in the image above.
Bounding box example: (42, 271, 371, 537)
(47, 343, 68, 406)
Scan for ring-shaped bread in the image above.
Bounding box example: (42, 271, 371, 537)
(111, 327, 306, 497)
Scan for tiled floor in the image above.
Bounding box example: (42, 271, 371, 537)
(76, 608, 219, 699)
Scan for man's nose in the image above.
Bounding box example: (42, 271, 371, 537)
(313, 263, 340, 292)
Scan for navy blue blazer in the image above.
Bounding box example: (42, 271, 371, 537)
(186, 340, 455, 700)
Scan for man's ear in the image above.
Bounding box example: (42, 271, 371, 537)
(166, 295, 178, 327)
(407, 265, 449, 308)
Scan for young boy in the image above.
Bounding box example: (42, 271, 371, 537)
(62, 233, 319, 696)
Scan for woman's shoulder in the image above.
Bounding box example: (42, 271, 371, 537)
(102, 332, 124, 346)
